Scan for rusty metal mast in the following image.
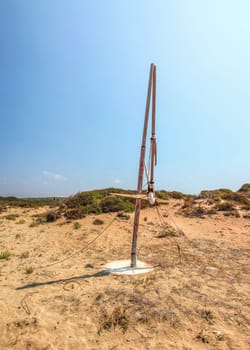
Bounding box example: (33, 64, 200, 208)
(131, 63, 157, 267)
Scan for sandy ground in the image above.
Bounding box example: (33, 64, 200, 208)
(0, 200, 249, 349)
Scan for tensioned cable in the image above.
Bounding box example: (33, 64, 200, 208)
(154, 205, 182, 263)
(37, 215, 117, 270)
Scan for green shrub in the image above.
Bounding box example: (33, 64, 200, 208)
(100, 196, 134, 213)
(93, 218, 104, 225)
(220, 190, 250, 205)
(73, 222, 81, 230)
(0, 250, 11, 260)
(65, 208, 86, 220)
(5, 214, 19, 220)
(25, 266, 34, 274)
(46, 211, 59, 222)
(156, 190, 169, 200)
(214, 201, 235, 211)
(169, 191, 185, 199)
(16, 219, 25, 224)
(0, 196, 62, 208)
(238, 183, 250, 193)
(29, 220, 39, 227)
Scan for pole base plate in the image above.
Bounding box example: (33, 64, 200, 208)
(105, 260, 153, 275)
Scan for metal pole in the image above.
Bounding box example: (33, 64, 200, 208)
(130, 64, 154, 267)
(149, 65, 157, 191)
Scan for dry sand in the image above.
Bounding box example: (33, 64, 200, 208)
(0, 200, 249, 349)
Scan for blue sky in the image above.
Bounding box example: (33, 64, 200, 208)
(0, 1, 249, 197)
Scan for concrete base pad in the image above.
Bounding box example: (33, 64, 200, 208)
(105, 259, 153, 275)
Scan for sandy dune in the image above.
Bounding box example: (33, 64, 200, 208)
(0, 200, 249, 349)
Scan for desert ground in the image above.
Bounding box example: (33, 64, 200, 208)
(0, 199, 249, 349)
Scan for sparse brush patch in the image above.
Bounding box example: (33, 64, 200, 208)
(0, 196, 62, 208)
(214, 201, 235, 211)
(220, 190, 250, 205)
(241, 204, 250, 210)
(156, 226, 180, 238)
(73, 222, 81, 230)
(29, 220, 39, 227)
(0, 206, 7, 214)
(207, 208, 217, 215)
(200, 309, 214, 323)
(20, 251, 29, 259)
(46, 211, 59, 222)
(181, 206, 207, 218)
(100, 196, 134, 213)
(243, 214, 250, 219)
(156, 190, 170, 200)
(223, 210, 240, 218)
(168, 191, 186, 199)
(25, 266, 34, 274)
(15, 233, 21, 239)
(95, 292, 105, 304)
(98, 305, 129, 334)
(16, 219, 25, 224)
(5, 213, 19, 220)
(0, 250, 11, 260)
(65, 208, 86, 220)
(93, 218, 104, 225)
(238, 183, 250, 193)
(116, 212, 130, 220)
(196, 330, 210, 344)
(199, 188, 250, 207)
(95, 287, 181, 333)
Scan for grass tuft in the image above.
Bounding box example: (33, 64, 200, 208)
(25, 266, 34, 274)
(73, 222, 81, 230)
(0, 250, 11, 260)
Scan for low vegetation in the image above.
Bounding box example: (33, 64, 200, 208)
(4, 213, 19, 220)
(25, 266, 34, 274)
(0, 250, 11, 260)
(0, 196, 63, 208)
(179, 186, 250, 217)
(73, 222, 81, 230)
(238, 183, 250, 198)
(1, 185, 249, 222)
(60, 188, 137, 219)
(93, 218, 104, 225)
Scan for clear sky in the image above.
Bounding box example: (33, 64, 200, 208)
(0, 1, 249, 197)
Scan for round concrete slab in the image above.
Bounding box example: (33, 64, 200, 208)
(105, 259, 153, 275)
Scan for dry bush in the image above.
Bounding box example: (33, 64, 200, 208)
(46, 211, 60, 222)
(98, 305, 129, 334)
(93, 218, 104, 225)
(223, 210, 240, 218)
(73, 222, 81, 229)
(64, 208, 86, 220)
(5, 213, 19, 220)
(243, 214, 250, 219)
(95, 285, 180, 335)
(214, 201, 235, 211)
(156, 225, 181, 238)
(116, 212, 130, 220)
(0, 250, 11, 260)
(181, 206, 208, 218)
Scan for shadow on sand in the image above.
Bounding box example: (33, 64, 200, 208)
(16, 264, 153, 290)
(16, 269, 111, 290)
